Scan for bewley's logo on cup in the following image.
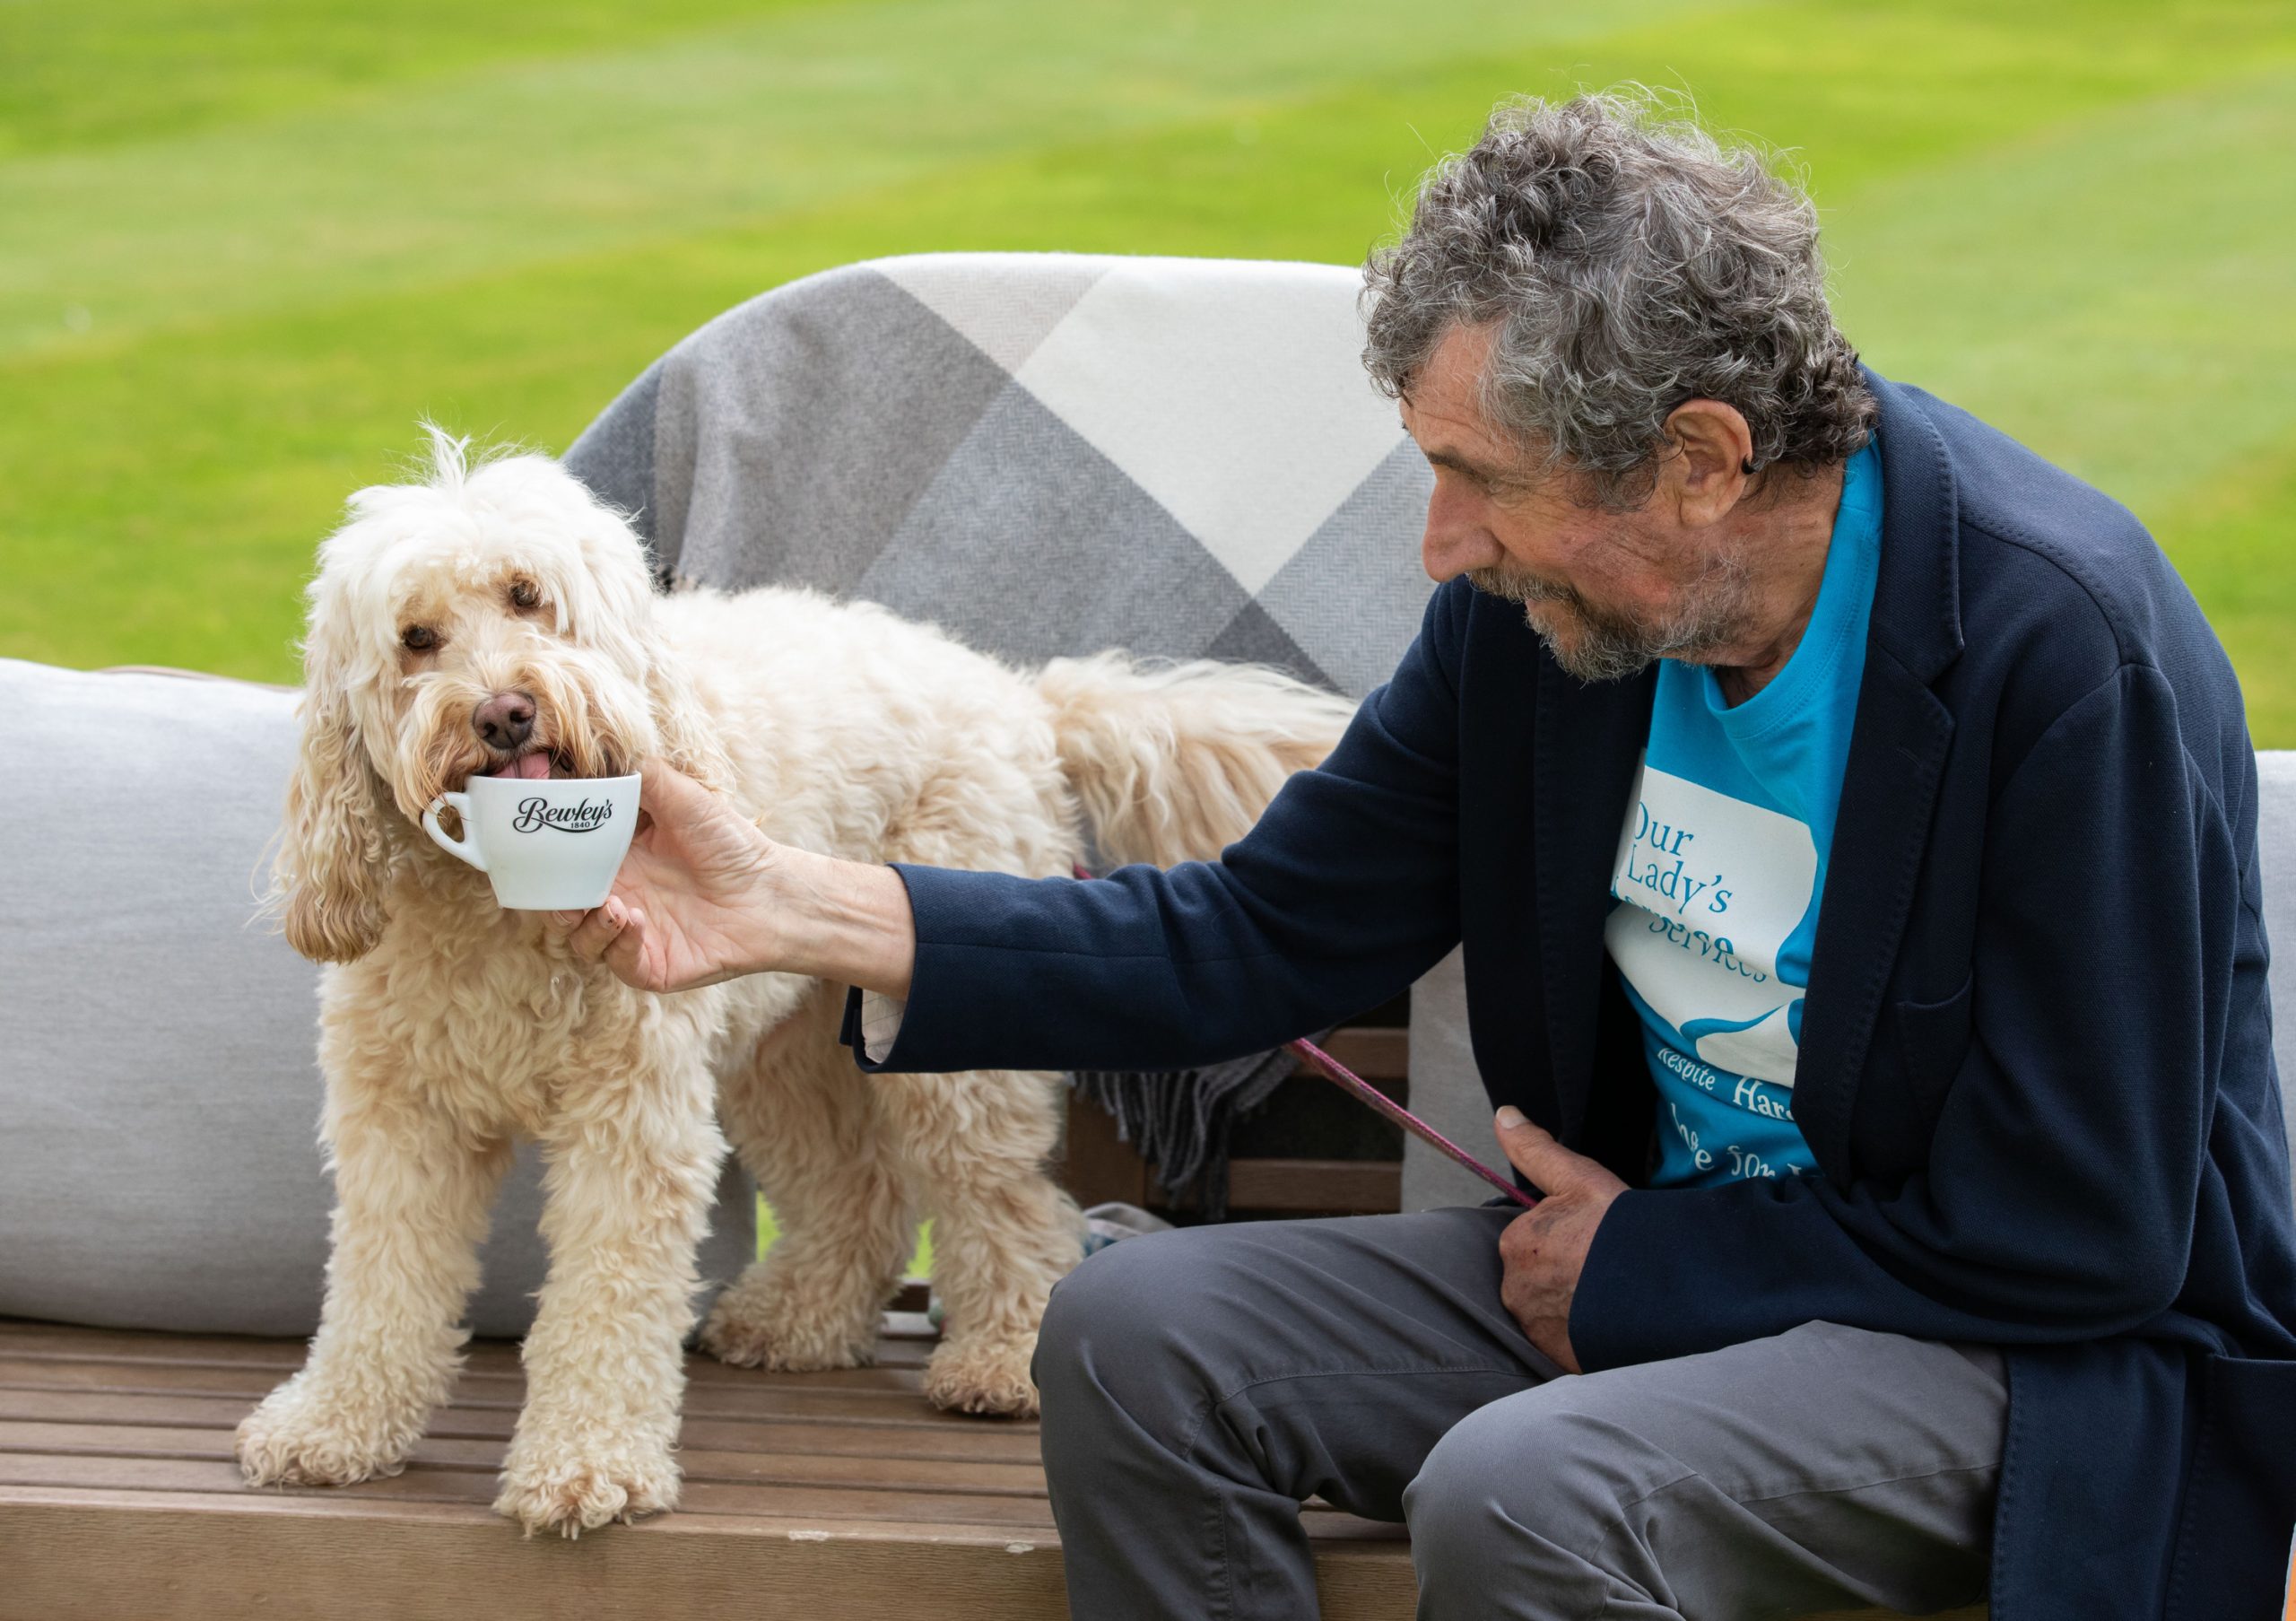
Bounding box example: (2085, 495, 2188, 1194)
(511, 796, 615, 834)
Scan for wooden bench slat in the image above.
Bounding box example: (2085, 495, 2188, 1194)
(0, 1442, 1378, 1524)
(0, 1359, 1024, 1429)
(0, 1390, 262, 1429)
(1310, 1026, 1409, 1084)
(0, 1389, 1048, 1460)
(0, 1315, 936, 1359)
(0, 1340, 941, 1396)
(0, 1321, 312, 1363)
(0, 1451, 1065, 1526)
(1223, 1158, 1403, 1212)
(0, 1423, 1054, 1495)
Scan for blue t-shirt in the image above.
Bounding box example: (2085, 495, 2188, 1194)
(1605, 440, 1884, 1188)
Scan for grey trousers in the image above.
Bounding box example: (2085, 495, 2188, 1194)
(1031, 1206, 2005, 1620)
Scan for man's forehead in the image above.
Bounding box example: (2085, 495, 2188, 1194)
(1401, 409, 1518, 487)
(1398, 321, 1514, 467)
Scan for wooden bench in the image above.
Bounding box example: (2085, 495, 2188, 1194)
(0, 1313, 1416, 1620)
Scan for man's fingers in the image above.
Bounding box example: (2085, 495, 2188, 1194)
(637, 755, 711, 821)
(560, 897, 668, 989)
(1493, 1104, 1596, 1195)
(613, 905, 653, 978)
(564, 896, 632, 963)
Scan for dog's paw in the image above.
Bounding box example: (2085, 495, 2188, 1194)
(923, 1335, 1040, 1418)
(494, 1442, 680, 1538)
(700, 1282, 877, 1373)
(235, 1383, 415, 1488)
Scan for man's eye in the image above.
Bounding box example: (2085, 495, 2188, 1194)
(401, 624, 439, 651)
(509, 580, 541, 611)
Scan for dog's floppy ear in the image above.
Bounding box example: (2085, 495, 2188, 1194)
(273, 631, 390, 963)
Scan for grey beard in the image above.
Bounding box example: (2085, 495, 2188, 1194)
(1468, 548, 1758, 684)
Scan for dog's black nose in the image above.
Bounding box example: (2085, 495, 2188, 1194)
(473, 693, 536, 752)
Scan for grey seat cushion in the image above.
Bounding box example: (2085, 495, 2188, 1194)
(0, 659, 752, 1338)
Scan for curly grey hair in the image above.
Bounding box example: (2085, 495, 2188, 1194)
(1361, 91, 1875, 508)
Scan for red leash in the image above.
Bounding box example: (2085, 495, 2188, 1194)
(1071, 866, 1536, 1209)
(1286, 1033, 1536, 1210)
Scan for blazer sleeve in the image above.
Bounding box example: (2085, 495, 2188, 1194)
(845, 581, 1474, 1076)
(1570, 660, 2234, 1366)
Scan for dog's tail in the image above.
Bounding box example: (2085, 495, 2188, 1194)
(1036, 653, 1357, 869)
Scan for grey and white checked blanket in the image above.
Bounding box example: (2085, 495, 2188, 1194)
(566, 251, 1441, 1211)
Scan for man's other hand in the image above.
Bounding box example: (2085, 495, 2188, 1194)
(1494, 1105, 1627, 1374)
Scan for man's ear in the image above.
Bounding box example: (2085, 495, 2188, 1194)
(1659, 399, 1756, 527)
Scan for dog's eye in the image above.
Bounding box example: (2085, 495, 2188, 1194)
(508, 580, 542, 612)
(401, 624, 439, 652)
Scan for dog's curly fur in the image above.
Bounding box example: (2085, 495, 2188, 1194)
(233, 431, 1356, 1536)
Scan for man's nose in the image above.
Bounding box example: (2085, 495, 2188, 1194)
(1421, 489, 1503, 583)
(472, 692, 536, 752)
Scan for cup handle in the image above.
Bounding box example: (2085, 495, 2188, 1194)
(421, 792, 488, 872)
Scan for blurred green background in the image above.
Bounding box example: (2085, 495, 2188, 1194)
(4, 0, 2294, 736)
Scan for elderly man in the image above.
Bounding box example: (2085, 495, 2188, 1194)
(566, 94, 2296, 1621)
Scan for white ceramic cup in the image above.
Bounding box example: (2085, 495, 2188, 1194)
(421, 773, 641, 911)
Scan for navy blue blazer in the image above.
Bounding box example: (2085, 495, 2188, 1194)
(850, 372, 2296, 1620)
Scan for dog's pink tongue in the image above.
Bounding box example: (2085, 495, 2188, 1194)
(491, 753, 551, 780)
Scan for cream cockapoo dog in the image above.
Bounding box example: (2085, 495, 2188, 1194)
(233, 433, 1354, 1536)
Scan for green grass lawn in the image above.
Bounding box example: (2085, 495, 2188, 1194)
(5, 0, 2295, 738)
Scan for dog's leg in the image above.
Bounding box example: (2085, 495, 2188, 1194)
(703, 985, 915, 1373)
(237, 1079, 510, 1487)
(493, 1057, 724, 1538)
(899, 1069, 1083, 1418)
